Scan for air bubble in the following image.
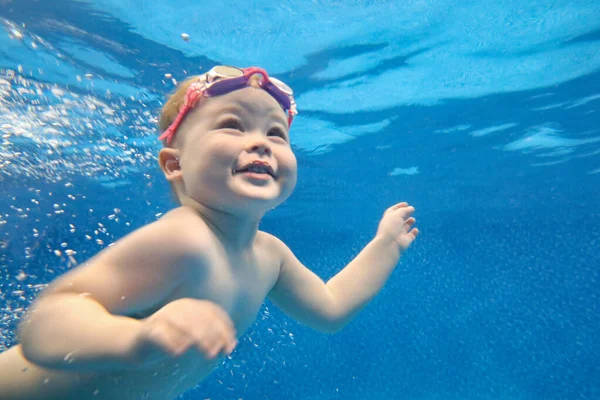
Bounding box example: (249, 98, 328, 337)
(64, 351, 75, 363)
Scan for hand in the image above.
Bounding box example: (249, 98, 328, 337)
(375, 202, 419, 251)
(127, 298, 238, 367)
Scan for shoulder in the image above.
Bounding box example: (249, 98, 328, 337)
(255, 231, 288, 283)
(108, 206, 213, 270)
(256, 230, 284, 250)
(256, 230, 292, 263)
(156, 206, 214, 248)
(41, 207, 213, 303)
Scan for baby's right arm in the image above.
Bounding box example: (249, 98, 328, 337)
(18, 208, 207, 371)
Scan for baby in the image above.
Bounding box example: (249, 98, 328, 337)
(0, 66, 419, 399)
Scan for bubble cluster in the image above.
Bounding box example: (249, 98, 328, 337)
(0, 70, 161, 185)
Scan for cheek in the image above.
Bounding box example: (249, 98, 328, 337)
(187, 137, 233, 166)
(208, 135, 240, 159)
(283, 151, 298, 174)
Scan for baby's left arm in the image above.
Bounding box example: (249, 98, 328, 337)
(268, 202, 418, 333)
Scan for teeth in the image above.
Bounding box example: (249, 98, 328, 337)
(235, 162, 274, 176)
(238, 166, 269, 174)
(248, 166, 265, 172)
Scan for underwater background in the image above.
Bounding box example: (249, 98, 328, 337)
(1, 1, 599, 399)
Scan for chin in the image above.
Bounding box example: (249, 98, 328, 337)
(230, 177, 286, 199)
(236, 190, 282, 205)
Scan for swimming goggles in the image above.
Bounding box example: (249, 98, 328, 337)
(158, 66, 298, 144)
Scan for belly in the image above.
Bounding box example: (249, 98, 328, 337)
(88, 354, 221, 400)
(0, 345, 220, 400)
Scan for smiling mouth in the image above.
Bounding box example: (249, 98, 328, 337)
(234, 161, 276, 178)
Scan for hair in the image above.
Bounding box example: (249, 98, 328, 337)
(158, 75, 201, 148)
(159, 76, 201, 204)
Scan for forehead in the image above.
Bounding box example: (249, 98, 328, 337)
(194, 86, 287, 122)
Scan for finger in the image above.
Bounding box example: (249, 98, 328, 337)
(224, 338, 238, 355)
(212, 321, 236, 357)
(211, 335, 238, 358)
(208, 304, 236, 332)
(206, 337, 236, 359)
(193, 325, 221, 358)
(209, 308, 237, 343)
(213, 318, 238, 353)
(410, 228, 419, 238)
(166, 313, 217, 358)
(196, 320, 235, 359)
(172, 333, 194, 356)
(148, 320, 191, 357)
(396, 205, 415, 217)
(405, 217, 416, 227)
(388, 202, 408, 212)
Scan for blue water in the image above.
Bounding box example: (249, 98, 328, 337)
(1, 1, 599, 399)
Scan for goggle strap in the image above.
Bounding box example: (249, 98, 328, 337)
(158, 102, 189, 144)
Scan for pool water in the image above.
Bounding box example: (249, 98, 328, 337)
(1, 1, 599, 399)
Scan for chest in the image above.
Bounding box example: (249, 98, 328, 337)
(174, 241, 280, 333)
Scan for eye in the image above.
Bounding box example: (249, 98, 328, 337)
(268, 128, 288, 141)
(220, 119, 243, 131)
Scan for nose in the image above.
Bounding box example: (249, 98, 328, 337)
(247, 133, 272, 156)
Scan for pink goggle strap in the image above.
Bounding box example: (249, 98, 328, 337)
(158, 82, 204, 145)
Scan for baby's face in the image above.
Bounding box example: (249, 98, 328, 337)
(175, 86, 297, 214)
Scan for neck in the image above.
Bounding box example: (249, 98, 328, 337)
(180, 197, 263, 252)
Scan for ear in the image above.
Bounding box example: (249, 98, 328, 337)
(158, 148, 182, 182)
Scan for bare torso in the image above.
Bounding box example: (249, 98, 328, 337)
(0, 210, 281, 400)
